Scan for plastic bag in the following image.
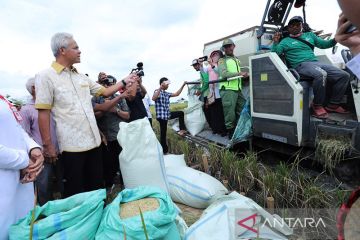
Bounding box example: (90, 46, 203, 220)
(228, 99, 252, 147)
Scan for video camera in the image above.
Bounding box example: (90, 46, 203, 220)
(101, 75, 117, 86)
(131, 62, 144, 77)
(198, 56, 208, 62)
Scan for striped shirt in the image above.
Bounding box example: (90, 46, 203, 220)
(19, 99, 59, 152)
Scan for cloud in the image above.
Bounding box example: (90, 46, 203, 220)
(0, 0, 341, 101)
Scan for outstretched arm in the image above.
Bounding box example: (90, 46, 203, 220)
(101, 74, 138, 97)
(171, 82, 186, 97)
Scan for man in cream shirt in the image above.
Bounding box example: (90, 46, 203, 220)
(35, 32, 137, 197)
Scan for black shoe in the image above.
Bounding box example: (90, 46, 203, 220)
(227, 129, 234, 139)
(219, 131, 227, 137)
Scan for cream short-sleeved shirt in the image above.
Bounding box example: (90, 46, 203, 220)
(35, 62, 105, 153)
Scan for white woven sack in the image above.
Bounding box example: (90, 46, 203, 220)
(118, 118, 169, 192)
(166, 166, 228, 209)
(164, 154, 187, 168)
(184, 192, 293, 240)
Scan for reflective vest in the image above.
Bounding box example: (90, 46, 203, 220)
(219, 56, 242, 91)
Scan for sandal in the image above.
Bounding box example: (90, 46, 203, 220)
(177, 130, 187, 136)
(325, 104, 349, 114)
(312, 105, 328, 119)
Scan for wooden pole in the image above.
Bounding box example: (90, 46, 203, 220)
(267, 196, 275, 214)
(202, 154, 209, 173)
(222, 179, 229, 189)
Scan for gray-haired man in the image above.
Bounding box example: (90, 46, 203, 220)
(35, 32, 138, 197)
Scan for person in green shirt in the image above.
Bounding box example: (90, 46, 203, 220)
(218, 39, 248, 138)
(192, 58, 212, 131)
(272, 16, 350, 119)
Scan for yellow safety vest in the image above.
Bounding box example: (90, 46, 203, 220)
(219, 56, 242, 91)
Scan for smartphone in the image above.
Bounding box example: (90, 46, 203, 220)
(346, 24, 357, 34)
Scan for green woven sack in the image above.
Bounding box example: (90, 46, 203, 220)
(9, 189, 106, 240)
(96, 186, 181, 240)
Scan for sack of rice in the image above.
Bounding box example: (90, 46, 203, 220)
(184, 95, 206, 136)
(119, 198, 159, 219)
(118, 118, 169, 192)
(164, 154, 187, 168)
(96, 186, 182, 240)
(167, 166, 228, 209)
(9, 189, 106, 240)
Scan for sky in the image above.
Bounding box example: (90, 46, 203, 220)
(0, 0, 343, 101)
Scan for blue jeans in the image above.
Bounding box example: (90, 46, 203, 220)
(295, 61, 350, 105)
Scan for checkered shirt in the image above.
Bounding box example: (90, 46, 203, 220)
(155, 90, 172, 120)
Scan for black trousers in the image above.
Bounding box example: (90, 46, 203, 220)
(62, 147, 104, 197)
(208, 98, 227, 134)
(35, 155, 64, 205)
(157, 111, 185, 154)
(102, 141, 123, 188)
(203, 97, 212, 130)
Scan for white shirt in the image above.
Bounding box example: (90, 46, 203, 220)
(347, 53, 360, 80)
(0, 98, 39, 240)
(142, 94, 152, 119)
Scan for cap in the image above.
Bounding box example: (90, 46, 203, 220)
(288, 16, 303, 25)
(222, 38, 235, 47)
(210, 50, 222, 58)
(25, 77, 35, 95)
(191, 59, 200, 66)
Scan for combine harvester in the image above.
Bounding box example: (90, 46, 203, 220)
(185, 0, 360, 178)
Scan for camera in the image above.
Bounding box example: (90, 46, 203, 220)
(131, 62, 144, 77)
(198, 56, 208, 62)
(102, 75, 117, 86)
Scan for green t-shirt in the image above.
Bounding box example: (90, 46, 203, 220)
(199, 70, 209, 95)
(271, 32, 336, 68)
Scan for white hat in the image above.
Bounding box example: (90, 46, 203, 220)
(25, 77, 35, 95)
